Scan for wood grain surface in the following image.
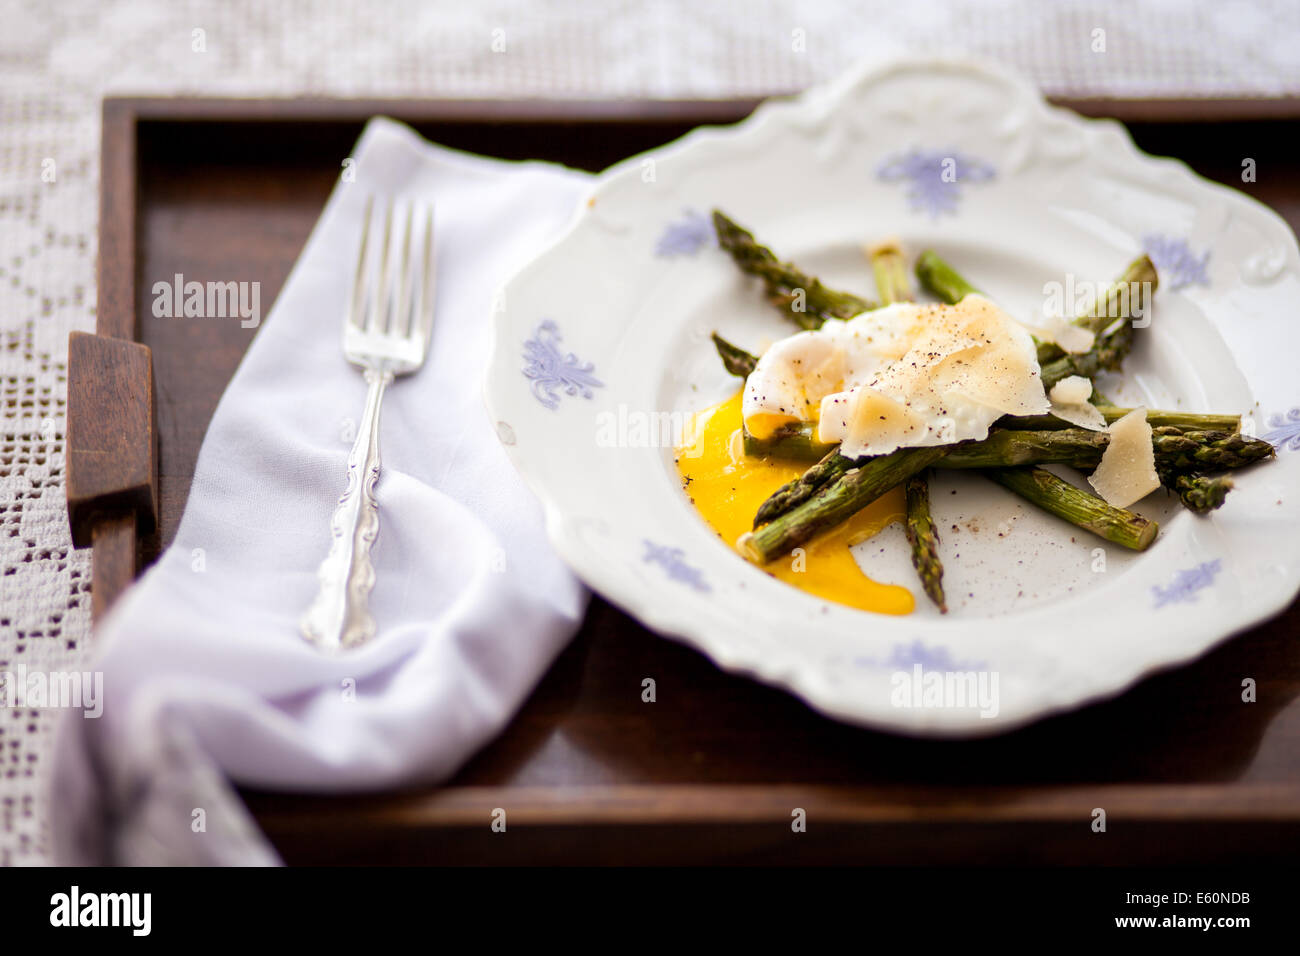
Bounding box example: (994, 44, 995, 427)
(89, 96, 1300, 864)
(65, 332, 156, 548)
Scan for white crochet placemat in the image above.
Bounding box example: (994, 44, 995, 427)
(3, 0, 1298, 866)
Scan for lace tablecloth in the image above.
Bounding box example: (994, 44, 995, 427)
(4, 0, 1298, 866)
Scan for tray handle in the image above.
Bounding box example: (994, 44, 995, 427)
(66, 331, 158, 617)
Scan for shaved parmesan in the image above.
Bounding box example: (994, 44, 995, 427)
(1049, 376, 1093, 405)
(818, 385, 926, 450)
(1088, 407, 1160, 507)
(1050, 401, 1106, 431)
(1026, 315, 1095, 355)
(1046, 376, 1106, 430)
(1052, 323, 1095, 355)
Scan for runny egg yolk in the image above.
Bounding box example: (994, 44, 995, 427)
(675, 391, 914, 615)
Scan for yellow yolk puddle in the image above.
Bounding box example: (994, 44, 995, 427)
(675, 392, 914, 615)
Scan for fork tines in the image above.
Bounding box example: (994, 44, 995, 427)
(349, 195, 436, 349)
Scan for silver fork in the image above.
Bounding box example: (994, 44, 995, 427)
(301, 196, 436, 651)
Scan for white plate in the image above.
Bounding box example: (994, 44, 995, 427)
(484, 56, 1300, 736)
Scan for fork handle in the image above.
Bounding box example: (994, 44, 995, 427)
(301, 366, 393, 651)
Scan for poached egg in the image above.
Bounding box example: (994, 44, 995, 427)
(742, 295, 1051, 459)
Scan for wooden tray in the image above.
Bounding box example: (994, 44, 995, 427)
(79, 95, 1300, 864)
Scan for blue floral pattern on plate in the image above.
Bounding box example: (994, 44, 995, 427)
(642, 539, 710, 592)
(877, 149, 995, 218)
(1141, 234, 1211, 290)
(854, 640, 986, 671)
(654, 209, 714, 258)
(1262, 408, 1300, 452)
(522, 319, 604, 410)
(1153, 559, 1222, 607)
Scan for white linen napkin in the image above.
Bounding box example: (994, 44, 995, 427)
(49, 117, 593, 865)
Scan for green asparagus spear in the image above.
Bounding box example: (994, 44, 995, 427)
(1161, 471, 1234, 514)
(712, 210, 874, 330)
(711, 333, 758, 378)
(753, 446, 855, 528)
(982, 466, 1158, 551)
(903, 472, 947, 613)
(740, 446, 949, 564)
(869, 240, 914, 305)
(744, 410, 1250, 462)
(938, 427, 1274, 472)
(1036, 255, 1158, 364)
(1005, 407, 1241, 432)
(1150, 426, 1275, 472)
(742, 423, 838, 461)
(915, 250, 980, 303)
(1040, 320, 1136, 390)
(1038, 257, 1156, 388)
(752, 426, 1270, 527)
